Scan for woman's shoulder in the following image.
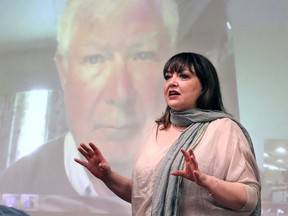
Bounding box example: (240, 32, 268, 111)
(208, 117, 246, 137)
(208, 117, 250, 145)
(209, 117, 236, 129)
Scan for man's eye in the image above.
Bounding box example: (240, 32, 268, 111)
(132, 51, 157, 61)
(83, 54, 105, 64)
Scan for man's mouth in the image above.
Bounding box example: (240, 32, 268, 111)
(91, 123, 140, 141)
(93, 119, 141, 131)
(100, 124, 135, 129)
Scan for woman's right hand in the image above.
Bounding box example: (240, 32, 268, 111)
(74, 142, 111, 181)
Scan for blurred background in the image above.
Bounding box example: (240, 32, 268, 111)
(0, 0, 287, 215)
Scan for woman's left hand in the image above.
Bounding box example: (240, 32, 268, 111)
(171, 148, 206, 186)
(171, 148, 250, 210)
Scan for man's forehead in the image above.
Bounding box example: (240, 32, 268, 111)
(75, 0, 161, 23)
(125, 1, 161, 21)
(67, 0, 170, 51)
(71, 27, 164, 51)
(72, 3, 165, 42)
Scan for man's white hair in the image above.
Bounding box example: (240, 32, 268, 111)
(56, 0, 179, 54)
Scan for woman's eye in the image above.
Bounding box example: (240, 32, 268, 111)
(179, 74, 189, 79)
(164, 74, 171, 80)
(132, 51, 158, 61)
(83, 54, 105, 64)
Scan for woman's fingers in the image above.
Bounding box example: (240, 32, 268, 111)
(74, 158, 88, 168)
(180, 148, 192, 162)
(77, 142, 102, 160)
(188, 148, 196, 159)
(171, 170, 185, 176)
(80, 143, 95, 157)
(77, 146, 91, 160)
(89, 142, 104, 158)
(171, 148, 203, 184)
(189, 153, 198, 170)
(183, 148, 198, 169)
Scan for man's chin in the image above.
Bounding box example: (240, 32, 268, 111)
(91, 125, 142, 142)
(98, 138, 139, 176)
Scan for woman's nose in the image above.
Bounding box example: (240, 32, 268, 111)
(168, 74, 178, 87)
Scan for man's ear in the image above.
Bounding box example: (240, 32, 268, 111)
(54, 50, 68, 90)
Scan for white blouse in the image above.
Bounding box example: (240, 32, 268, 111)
(132, 118, 260, 216)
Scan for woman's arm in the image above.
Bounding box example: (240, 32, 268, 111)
(74, 142, 132, 202)
(171, 148, 248, 210)
(197, 173, 247, 210)
(101, 171, 132, 202)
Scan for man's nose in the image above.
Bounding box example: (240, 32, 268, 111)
(105, 56, 135, 105)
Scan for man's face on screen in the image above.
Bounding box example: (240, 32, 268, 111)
(61, 3, 171, 158)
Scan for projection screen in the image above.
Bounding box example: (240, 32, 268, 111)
(0, 0, 287, 215)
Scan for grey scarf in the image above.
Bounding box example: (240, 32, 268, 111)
(151, 108, 261, 216)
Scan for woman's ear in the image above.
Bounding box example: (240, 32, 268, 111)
(54, 50, 68, 89)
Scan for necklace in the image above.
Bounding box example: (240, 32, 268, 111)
(173, 124, 185, 132)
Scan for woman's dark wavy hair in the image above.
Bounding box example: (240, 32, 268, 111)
(156, 52, 226, 129)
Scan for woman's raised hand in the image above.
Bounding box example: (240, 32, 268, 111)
(171, 148, 207, 186)
(74, 142, 111, 181)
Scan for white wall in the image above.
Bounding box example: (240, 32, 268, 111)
(227, 0, 288, 167)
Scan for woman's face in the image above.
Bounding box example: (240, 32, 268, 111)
(164, 67, 202, 111)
